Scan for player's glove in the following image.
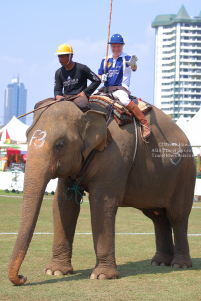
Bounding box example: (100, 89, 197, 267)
(102, 74, 107, 83)
(126, 55, 138, 68)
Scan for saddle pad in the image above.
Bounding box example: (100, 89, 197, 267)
(90, 95, 125, 110)
(90, 95, 133, 126)
(90, 94, 152, 115)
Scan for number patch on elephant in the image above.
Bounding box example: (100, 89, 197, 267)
(29, 130, 47, 149)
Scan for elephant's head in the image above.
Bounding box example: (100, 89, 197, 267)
(8, 100, 108, 285)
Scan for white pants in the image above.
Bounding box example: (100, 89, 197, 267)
(112, 90, 130, 106)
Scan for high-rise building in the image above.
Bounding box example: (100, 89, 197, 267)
(152, 5, 201, 121)
(4, 78, 27, 125)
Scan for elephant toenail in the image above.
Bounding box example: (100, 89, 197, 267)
(54, 270, 63, 276)
(172, 263, 180, 269)
(90, 273, 97, 279)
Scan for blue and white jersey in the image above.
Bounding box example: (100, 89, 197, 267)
(98, 52, 132, 90)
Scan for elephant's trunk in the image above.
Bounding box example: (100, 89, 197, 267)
(8, 153, 52, 285)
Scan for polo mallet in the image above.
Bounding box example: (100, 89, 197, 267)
(17, 95, 78, 119)
(103, 0, 113, 81)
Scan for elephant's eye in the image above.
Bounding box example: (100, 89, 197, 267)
(55, 140, 65, 153)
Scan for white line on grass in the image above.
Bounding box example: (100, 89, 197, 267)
(0, 194, 51, 199)
(0, 195, 89, 201)
(0, 195, 201, 208)
(0, 194, 23, 198)
(1, 232, 201, 236)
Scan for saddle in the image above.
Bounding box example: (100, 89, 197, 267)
(89, 94, 152, 126)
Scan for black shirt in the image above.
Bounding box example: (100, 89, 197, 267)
(54, 62, 101, 98)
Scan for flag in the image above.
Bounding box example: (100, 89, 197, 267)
(6, 130, 11, 143)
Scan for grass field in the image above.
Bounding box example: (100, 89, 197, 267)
(0, 191, 201, 301)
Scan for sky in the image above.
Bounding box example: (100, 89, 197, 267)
(0, 0, 200, 125)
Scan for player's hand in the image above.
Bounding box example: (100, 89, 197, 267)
(101, 74, 107, 83)
(55, 95, 64, 100)
(126, 55, 138, 68)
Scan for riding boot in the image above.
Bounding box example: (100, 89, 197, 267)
(126, 101, 152, 139)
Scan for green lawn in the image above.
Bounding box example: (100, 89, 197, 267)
(0, 192, 201, 301)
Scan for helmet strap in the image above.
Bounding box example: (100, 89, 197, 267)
(65, 54, 71, 67)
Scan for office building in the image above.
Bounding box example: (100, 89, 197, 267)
(152, 5, 201, 121)
(4, 78, 27, 125)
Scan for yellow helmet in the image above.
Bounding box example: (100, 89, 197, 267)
(55, 44, 74, 55)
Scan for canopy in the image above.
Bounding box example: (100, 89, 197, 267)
(176, 111, 201, 147)
(7, 148, 21, 156)
(185, 109, 201, 147)
(176, 115, 189, 134)
(0, 116, 29, 143)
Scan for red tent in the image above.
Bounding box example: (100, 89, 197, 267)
(7, 148, 21, 156)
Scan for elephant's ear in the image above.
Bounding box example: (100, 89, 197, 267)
(81, 110, 108, 160)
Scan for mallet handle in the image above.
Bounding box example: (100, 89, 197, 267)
(104, 0, 113, 74)
(17, 95, 78, 119)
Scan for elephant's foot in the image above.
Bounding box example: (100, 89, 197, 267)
(45, 259, 73, 276)
(151, 251, 174, 266)
(171, 254, 192, 269)
(90, 265, 119, 280)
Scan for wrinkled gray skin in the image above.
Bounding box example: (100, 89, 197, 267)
(8, 99, 196, 285)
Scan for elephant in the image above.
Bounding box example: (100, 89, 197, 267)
(8, 98, 196, 285)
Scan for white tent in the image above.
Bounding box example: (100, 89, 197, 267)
(176, 113, 201, 156)
(185, 109, 201, 147)
(176, 115, 189, 134)
(176, 111, 201, 147)
(0, 116, 29, 143)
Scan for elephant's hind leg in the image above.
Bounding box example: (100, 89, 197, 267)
(45, 178, 80, 276)
(167, 166, 194, 268)
(170, 217, 192, 268)
(142, 210, 174, 266)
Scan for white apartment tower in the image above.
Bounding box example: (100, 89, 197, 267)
(152, 5, 201, 121)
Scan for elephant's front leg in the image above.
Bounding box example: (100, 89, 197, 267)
(89, 190, 119, 280)
(45, 178, 80, 275)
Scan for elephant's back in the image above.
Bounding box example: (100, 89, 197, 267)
(149, 106, 189, 144)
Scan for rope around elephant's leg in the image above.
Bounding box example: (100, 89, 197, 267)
(65, 177, 84, 204)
